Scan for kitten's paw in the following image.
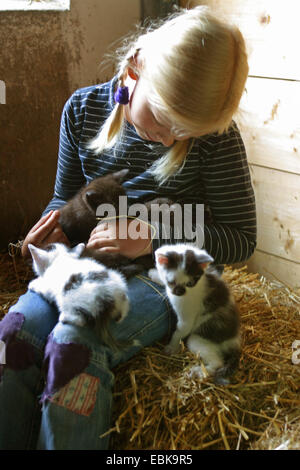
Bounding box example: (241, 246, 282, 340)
(213, 375, 230, 386)
(28, 279, 41, 293)
(59, 313, 86, 327)
(188, 365, 208, 381)
(148, 269, 163, 285)
(164, 343, 180, 355)
(148, 268, 156, 279)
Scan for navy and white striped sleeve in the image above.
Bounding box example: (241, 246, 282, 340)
(151, 125, 256, 265)
(201, 125, 257, 264)
(42, 93, 86, 215)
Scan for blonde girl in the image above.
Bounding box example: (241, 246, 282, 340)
(0, 7, 256, 449)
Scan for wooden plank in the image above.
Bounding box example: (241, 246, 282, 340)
(182, 0, 300, 80)
(246, 250, 300, 289)
(236, 77, 300, 175)
(250, 165, 300, 263)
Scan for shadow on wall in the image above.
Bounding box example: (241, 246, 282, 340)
(0, 0, 141, 250)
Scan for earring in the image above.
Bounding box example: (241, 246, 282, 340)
(114, 85, 129, 105)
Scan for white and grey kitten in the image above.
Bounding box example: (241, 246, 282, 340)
(148, 244, 241, 384)
(28, 243, 129, 348)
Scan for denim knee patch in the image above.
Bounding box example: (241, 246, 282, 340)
(8, 290, 58, 341)
(40, 330, 111, 419)
(0, 312, 36, 381)
(46, 372, 100, 417)
(41, 332, 91, 403)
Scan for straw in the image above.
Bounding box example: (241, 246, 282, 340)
(1, 248, 299, 450)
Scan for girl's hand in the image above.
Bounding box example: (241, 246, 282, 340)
(22, 210, 70, 259)
(87, 217, 152, 259)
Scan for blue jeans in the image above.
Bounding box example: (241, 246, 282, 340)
(0, 272, 174, 450)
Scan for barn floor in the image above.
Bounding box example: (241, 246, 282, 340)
(1, 246, 300, 450)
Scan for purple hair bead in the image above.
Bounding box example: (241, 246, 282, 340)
(114, 86, 129, 105)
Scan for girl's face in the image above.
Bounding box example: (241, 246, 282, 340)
(124, 75, 193, 147)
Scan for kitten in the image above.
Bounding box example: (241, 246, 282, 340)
(58, 169, 153, 278)
(28, 243, 129, 349)
(59, 169, 129, 244)
(148, 244, 241, 384)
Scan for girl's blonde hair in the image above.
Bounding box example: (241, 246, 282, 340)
(89, 6, 249, 183)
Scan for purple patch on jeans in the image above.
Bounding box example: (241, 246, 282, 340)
(41, 333, 91, 402)
(0, 312, 36, 380)
(0, 312, 25, 342)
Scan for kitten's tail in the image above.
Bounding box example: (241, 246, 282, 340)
(95, 314, 120, 350)
(213, 347, 241, 385)
(69, 306, 130, 350)
(94, 311, 133, 351)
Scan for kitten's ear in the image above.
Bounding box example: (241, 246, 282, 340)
(28, 244, 51, 276)
(196, 250, 214, 270)
(73, 243, 85, 257)
(112, 169, 129, 182)
(156, 254, 169, 266)
(85, 190, 102, 212)
(200, 262, 209, 270)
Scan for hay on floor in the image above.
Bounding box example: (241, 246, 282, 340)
(0, 243, 34, 320)
(0, 246, 300, 450)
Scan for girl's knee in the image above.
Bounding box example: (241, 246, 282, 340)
(0, 311, 41, 380)
(40, 323, 113, 422)
(0, 290, 59, 378)
(8, 289, 58, 340)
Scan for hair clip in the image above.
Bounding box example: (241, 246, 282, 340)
(114, 86, 129, 105)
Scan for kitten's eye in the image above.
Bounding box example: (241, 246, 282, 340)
(45, 244, 56, 252)
(186, 278, 200, 288)
(168, 281, 176, 287)
(186, 281, 195, 288)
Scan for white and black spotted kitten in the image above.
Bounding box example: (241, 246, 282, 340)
(28, 243, 129, 348)
(148, 244, 241, 384)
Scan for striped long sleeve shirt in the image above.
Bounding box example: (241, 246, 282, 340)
(44, 76, 257, 265)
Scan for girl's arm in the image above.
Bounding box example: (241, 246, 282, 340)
(21, 210, 70, 258)
(151, 125, 257, 265)
(201, 124, 257, 264)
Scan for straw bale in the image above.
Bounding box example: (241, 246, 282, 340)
(0, 246, 299, 450)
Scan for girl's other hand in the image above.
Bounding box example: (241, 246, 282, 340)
(21, 210, 70, 259)
(87, 218, 152, 258)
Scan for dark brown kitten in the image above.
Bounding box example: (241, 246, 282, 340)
(59, 169, 156, 278)
(59, 169, 129, 244)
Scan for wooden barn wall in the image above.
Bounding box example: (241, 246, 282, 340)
(0, 0, 140, 250)
(181, 0, 300, 288)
